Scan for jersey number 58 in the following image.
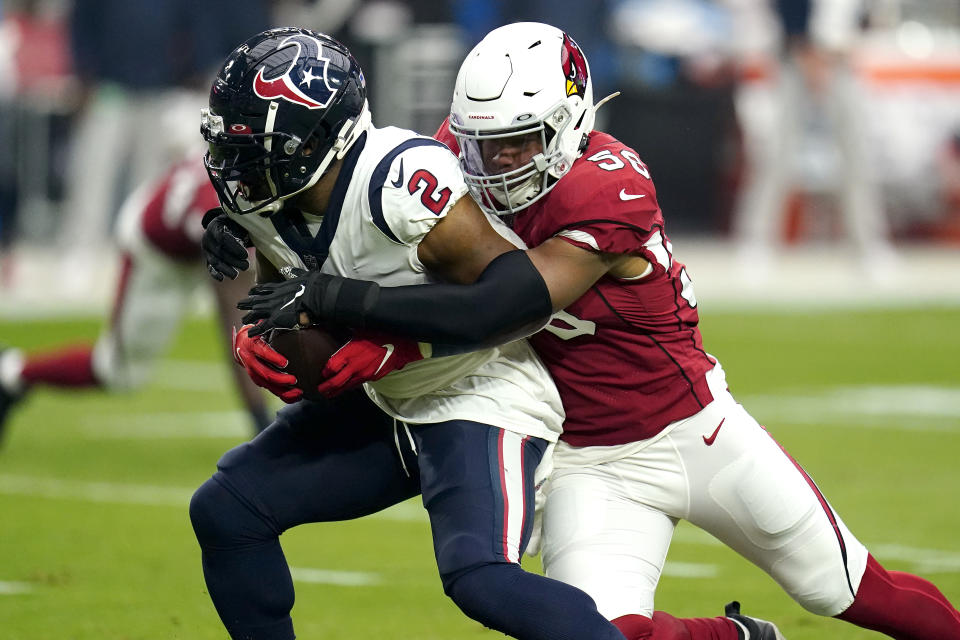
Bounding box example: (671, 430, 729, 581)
(586, 149, 650, 178)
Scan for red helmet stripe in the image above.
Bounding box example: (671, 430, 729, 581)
(253, 68, 325, 109)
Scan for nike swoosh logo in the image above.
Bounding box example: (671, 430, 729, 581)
(279, 284, 306, 311)
(702, 418, 726, 446)
(390, 159, 405, 188)
(375, 343, 395, 375)
(619, 189, 646, 201)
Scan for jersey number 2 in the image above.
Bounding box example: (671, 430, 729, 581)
(409, 169, 452, 215)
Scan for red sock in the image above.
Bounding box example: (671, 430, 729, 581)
(613, 614, 654, 639)
(837, 554, 960, 639)
(612, 612, 738, 640)
(21, 344, 99, 388)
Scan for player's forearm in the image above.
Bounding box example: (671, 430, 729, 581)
(323, 250, 553, 347)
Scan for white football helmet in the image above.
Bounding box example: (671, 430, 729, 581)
(449, 22, 595, 216)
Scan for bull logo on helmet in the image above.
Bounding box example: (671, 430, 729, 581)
(560, 34, 588, 99)
(253, 34, 339, 110)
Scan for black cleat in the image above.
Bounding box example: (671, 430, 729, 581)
(725, 601, 786, 640)
(0, 348, 24, 446)
(0, 381, 20, 446)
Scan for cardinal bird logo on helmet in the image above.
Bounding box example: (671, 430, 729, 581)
(253, 34, 339, 109)
(561, 34, 588, 98)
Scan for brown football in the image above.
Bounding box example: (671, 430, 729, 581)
(267, 326, 348, 401)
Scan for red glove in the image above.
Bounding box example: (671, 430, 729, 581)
(318, 333, 426, 397)
(233, 324, 302, 403)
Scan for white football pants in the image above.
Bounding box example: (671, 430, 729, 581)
(90, 241, 199, 392)
(540, 367, 869, 620)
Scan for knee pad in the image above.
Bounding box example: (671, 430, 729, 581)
(435, 532, 493, 595)
(446, 563, 621, 640)
(445, 563, 519, 617)
(766, 511, 866, 616)
(189, 475, 276, 549)
(771, 546, 857, 616)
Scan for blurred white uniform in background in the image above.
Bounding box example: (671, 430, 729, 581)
(727, 0, 897, 283)
(56, 89, 204, 289)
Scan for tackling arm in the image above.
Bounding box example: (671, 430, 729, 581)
(356, 233, 619, 347)
(370, 195, 615, 345)
(240, 194, 625, 347)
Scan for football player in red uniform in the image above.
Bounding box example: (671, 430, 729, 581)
(227, 23, 960, 640)
(0, 155, 271, 443)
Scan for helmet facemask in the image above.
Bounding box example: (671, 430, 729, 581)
(452, 100, 578, 216)
(202, 107, 295, 215)
(202, 101, 370, 216)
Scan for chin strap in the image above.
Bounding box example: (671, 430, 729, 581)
(336, 101, 372, 161)
(263, 101, 281, 198)
(253, 201, 283, 218)
(292, 100, 372, 200)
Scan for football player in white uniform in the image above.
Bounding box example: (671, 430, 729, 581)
(189, 27, 631, 640)
(0, 155, 270, 443)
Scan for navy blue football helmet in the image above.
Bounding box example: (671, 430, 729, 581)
(201, 27, 370, 215)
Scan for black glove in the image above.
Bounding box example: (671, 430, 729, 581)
(238, 269, 379, 337)
(201, 207, 252, 281)
(239, 269, 330, 336)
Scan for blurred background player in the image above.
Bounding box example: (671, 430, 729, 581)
(0, 153, 272, 444)
(727, 0, 898, 283)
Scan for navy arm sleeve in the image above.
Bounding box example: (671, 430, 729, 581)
(325, 250, 552, 348)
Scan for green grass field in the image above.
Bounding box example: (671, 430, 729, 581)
(1, 307, 958, 639)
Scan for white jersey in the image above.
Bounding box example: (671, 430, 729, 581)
(229, 125, 563, 441)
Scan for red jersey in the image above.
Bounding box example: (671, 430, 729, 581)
(435, 124, 716, 446)
(136, 157, 218, 261)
